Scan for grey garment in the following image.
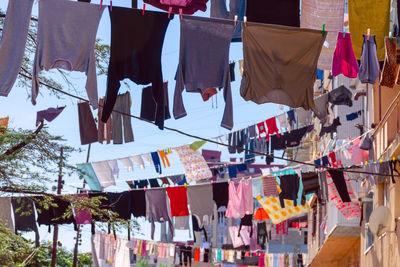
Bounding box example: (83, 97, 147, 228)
(359, 35, 380, 84)
(254, 137, 268, 153)
(187, 184, 214, 228)
(248, 125, 256, 139)
(112, 91, 134, 144)
(0, 0, 34, 96)
(98, 98, 113, 144)
(328, 85, 353, 108)
(312, 93, 329, 124)
(174, 216, 190, 230)
(378, 162, 390, 183)
(11, 197, 39, 247)
(364, 163, 379, 186)
(296, 107, 312, 125)
(318, 171, 328, 202)
(32, 0, 105, 108)
(0, 197, 13, 230)
(210, 0, 246, 42)
(78, 102, 98, 145)
(145, 188, 173, 240)
(173, 16, 235, 130)
(359, 133, 373, 150)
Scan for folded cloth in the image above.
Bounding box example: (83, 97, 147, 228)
(240, 22, 325, 110)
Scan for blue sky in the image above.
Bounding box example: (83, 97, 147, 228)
(0, 0, 284, 252)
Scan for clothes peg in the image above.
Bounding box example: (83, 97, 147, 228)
(99, 0, 103, 9)
(184, 183, 187, 188)
(168, 6, 172, 19)
(243, 16, 247, 26)
(380, 159, 383, 163)
(365, 161, 368, 166)
(322, 24, 325, 37)
(143, 186, 147, 191)
(389, 32, 392, 42)
(367, 28, 370, 40)
(142, 3, 146, 15)
(234, 15, 238, 26)
(392, 156, 396, 161)
(179, 8, 183, 21)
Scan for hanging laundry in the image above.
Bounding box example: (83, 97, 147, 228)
(107, 159, 119, 178)
(145, 188, 174, 240)
(241, 23, 325, 110)
(148, 178, 160, 188)
(332, 33, 360, 78)
(89, 192, 111, 223)
(244, 139, 255, 164)
(151, 151, 162, 174)
(131, 155, 145, 169)
(319, 117, 341, 138)
(265, 117, 280, 142)
(32, 0, 104, 108)
(321, 155, 330, 167)
(228, 132, 237, 154)
(0, 0, 34, 97)
(359, 35, 380, 84)
(111, 92, 134, 144)
(245, 0, 300, 27)
(311, 93, 329, 124)
(380, 37, 399, 88)
(98, 97, 113, 144)
(270, 132, 286, 152)
(254, 207, 269, 221)
(140, 82, 170, 122)
(300, 0, 345, 70)
(0, 197, 13, 229)
(166, 186, 189, 216)
(278, 174, 300, 208)
(142, 153, 153, 165)
(228, 226, 245, 248)
(328, 86, 353, 108)
(92, 161, 116, 188)
(351, 138, 369, 165)
(212, 181, 229, 209)
(158, 150, 170, 168)
(174, 145, 212, 182)
(78, 102, 98, 145)
(34, 196, 76, 226)
(287, 110, 296, 127)
(107, 191, 131, 220)
(130, 190, 146, 218)
(257, 122, 267, 139)
(102, 7, 171, 129)
(73, 194, 92, 225)
(11, 197, 40, 247)
(173, 16, 235, 130)
(190, 140, 207, 151)
(348, 0, 390, 61)
(119, 157, 133, 171)
(36, 106, 65, 126)
(144, 0, 208, 15)
(210, 0, 246, 42)
(226, 180, 253, 218)
(346, 111, 360, 121)
(277, 114, 289, 130)
(252, 177, 264, 198)
(187, 184, 214, 227)
(76, 163, 102, 191)
(285, 127, 308, 148)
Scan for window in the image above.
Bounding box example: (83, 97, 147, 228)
(364, 192, 374, 251)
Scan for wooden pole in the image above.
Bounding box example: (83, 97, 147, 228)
(51, 147, 63, 267)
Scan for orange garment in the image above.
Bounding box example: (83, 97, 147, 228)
(194, 247, 200, 262)
(0, 116, 9, 135)
(158, 150, 170, 167)
(254, 207, 269, 221)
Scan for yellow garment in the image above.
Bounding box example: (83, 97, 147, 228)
(256, 196, 310, 224)
(348, 0, 390, 61)
(0, 116, 9, 135)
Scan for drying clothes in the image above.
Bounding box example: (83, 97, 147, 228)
(177, 176, 188, 186)
(265, 117, 280, 141)
(131, 155, 145, 169)
(285, 127, 308, 148)
(321, 156, 330, 167)
(257, 122, 267, 139)
(32, 0, 104, 108)
(178, 246, 192, 266)
(174, 145, 212, 182)
(277, 114, 289, 130)
(92, 161, 115, 188)
(270, 133, 286, 151)
(107, 191, 131, 220)
(201, 88, 218, 101)
(229, 164, 238, 179)
(252, 177, 264, 198)
(328, 170, 351, 202)
(36, 106, 65, 126)
(112, 92, 134, 144)
(328, 86, 353, 108)
(312, 93, 329, 123)
(145, 188, 173, 239)
(0, 0, 34, 96)
(248, 125, 256, 139)
(346, 111, 359, 121)
(148, 178, 160, 188)
(11, 197, 40, 247)
(244, 139, 256, 164)
(102, 7, 171, 130)
(130, 190, 146, 217)
(263, 177, 279, 197)
(76, 163, 102, 191)
(108, 160, 119, 178)
(228, 226, 245, 248)
(300, 0, 345, 70)
(133, 180, 149, 189)
(187, 184, 214, 227)
(351, 138, 369, 165)
(226, 180, 253, 218)
(174, 16, 235, 130)
(240, 23, 325, 110)
(140, 82, 171, 122)
(35, 196, 76, 226)
(296, 108, 312, 125)
(0, 117, 9, 135)
(359, 134, 373, 150)
(73, 194, 92, 225)
(332, 33, 360, 78)
(210, 0, 246, 42)
(348, 0, 390, 61)
(319, 117, 341, 138)
(256, 196, 309, 224)
(151, 152, 162, 174)
(278, 174, 300, 208)
(144, 0, 208, 15)
(0, 197, 13, 229)
(359, 35, 380, 84)
(98, 97, 113, 144)
(287, 110, 296, 127)
(245, 0, 300, 27)
(158, 150, 170, 168)
(238, 214, 254, 237)
(236, 130, 246, 153)
(380, 37, 398, 88)
(119, 157, 133, 171)
(166, 186, 190, 216)
(78, 102, 98, 145)
(89, 193, 111, 222)
(160, 177, 171, 186)
(254, 208, 269, 221)
(212, 181, 229, 209)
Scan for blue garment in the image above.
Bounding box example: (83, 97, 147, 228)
(287, 109, 296, 126)
(177, 175, 187, 185)
(150, 151, 162, 174)
(76, 163, 102, 191)
(210, 0, 245, 42)
(228, 165, 237, 178)
(322, 156, 330, 166)
(314, 158, 322, 167)
(346, 111, 359, 121)
(236, 163, 247, 172)
(244, 139, 255, 164)
(317, 69, 324, 80)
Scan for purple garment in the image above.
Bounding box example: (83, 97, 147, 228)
(36, 106, 65, 126)
(73, 193, 92, 224)
(202, 149, 221, 162)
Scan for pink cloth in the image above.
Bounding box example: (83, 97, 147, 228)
(259, 253, 266, 267)
(141, 240, 147, 256)
(332, 32, 359, 78)
(351, 138, 369, 165)
(226, 180, 253, 218)
(228, 226, 245, 248)
(73, 193, 92, 224)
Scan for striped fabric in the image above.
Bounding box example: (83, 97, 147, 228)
(262, 176, 279, 197)
(300, 0, 345, 70)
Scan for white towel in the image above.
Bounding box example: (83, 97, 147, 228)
(107, 159, 119, 177)
(92, 161, 115, 188)
(131, 155, 145, 169)
(119, 157, 133, 171)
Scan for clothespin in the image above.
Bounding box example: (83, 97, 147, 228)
(143, 186, 147, 191)
(99, 0, 103, 9)
(179, 8, 183, 21)
(184, 183, 187, 188)
(380, 159, 383, 163)
(367, 28, 370, 40)
(234, 15, 238, 26)
(389, 31, 392, 42)
(365, 161, 368, 166)
(322, 24, 325, 37)
(168, 7, 173, 19)
(243, 16, 247, 27)
(142, 3, 146, 15)
(211, 180, 214, 184)
(392, 156, 396, 162)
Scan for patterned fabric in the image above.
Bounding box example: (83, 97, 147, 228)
(256, 196, 309, 224)
(262, 176, 279, 197)
(174, 145, 212, 182)
(300, 0, 345, 70)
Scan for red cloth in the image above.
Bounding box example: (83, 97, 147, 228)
(166, 186, 189, 216)
(201, 88, 218, 101)
(328, 151, 337, 165)
(194, 248, 200, 262)
(265, 117, 280, 141)
(257, 121, 267, 138)
(332, 32, 359, 78)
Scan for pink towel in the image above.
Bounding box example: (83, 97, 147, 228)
(332, 32, 360, 78)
